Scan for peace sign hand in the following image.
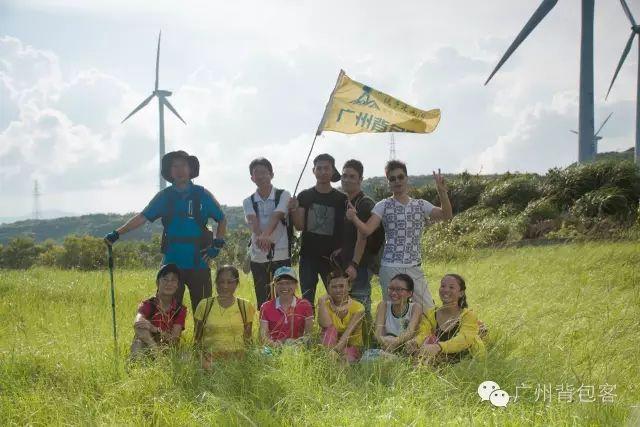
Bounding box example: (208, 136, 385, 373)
(433, 168, 448, 193)
(345, 200, 357, 222)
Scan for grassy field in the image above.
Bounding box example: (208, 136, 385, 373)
(1, 241, 639, 426)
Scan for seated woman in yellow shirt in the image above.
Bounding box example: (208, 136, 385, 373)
(194, 265, 256, 369)
(317, 270, 365, 363)
(407, 273, 485, 363)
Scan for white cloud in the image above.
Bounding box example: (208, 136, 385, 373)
(464, 92, 635, 173)
(0, 37, 147, 214)
(0, 0, 637, 217)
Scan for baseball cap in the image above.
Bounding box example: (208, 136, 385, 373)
(313, 153, 341, 182)
(273, 266, 298, 282)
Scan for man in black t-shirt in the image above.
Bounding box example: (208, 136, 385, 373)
(337, 159, 384, 317)
(288, 153, 347, 309)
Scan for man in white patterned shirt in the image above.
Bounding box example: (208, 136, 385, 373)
(346, 160, 452, 309)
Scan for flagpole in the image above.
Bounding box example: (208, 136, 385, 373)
(292, 70, 345, 196)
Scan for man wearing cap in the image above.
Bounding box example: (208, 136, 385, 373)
(259, 266, 314, 346)
(288, 153, 347, 310)
(130, 263, 187, 357)
(105, 150, 226, 313)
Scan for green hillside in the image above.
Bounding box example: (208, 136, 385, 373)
(0, 206, 246, 244)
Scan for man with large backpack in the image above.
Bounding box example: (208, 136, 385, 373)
(242, 157, 292, 309)
(337, 159, 384, 318)
(104, 150, 226, 313)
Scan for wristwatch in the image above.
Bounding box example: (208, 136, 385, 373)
(349, 260, 359, 269)
(212, 238, 226, 249)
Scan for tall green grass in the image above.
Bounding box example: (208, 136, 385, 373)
(1, 241, 639, 425)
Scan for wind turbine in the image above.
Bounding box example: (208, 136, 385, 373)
(570, 112, 613, 155)
(604, 0, 640, 165)
(485, 0, 597, 164)
(122, 31, 186, 191)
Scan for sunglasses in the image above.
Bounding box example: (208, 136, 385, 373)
(388, 174, 406, 183)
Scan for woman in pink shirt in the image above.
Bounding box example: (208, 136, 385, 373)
(259, 266, 314, 346)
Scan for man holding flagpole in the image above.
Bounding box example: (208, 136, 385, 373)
(288, 154, 347, 310)
(294, 69, 446, 309)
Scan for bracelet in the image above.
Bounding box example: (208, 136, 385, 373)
(349, 260, 359, 269)
(213, 238, 225, 249)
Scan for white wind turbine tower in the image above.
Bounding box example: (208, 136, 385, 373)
(604, 0, 640, 165)
(570, 112, 613, 155)
(122, 31, 186, 190)
(485, 0, 597, 164)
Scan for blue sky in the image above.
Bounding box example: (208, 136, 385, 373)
(0, 0, 637, 218)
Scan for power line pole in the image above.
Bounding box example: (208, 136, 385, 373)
(33, 180, 41, 220)
(389, 133, 396, 160)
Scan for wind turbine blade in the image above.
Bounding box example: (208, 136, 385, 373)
(121, 93, 155, 123)
(619, 0, 637, 27)
(595, 112, 613, 136)
(605, 32, 636, 100)
(155, 31, 161, 91)
(570, 130, 579, 134)
(485, 0, 558, 85)
(163, 98, 186, 125)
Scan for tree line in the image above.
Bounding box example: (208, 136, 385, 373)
(1, 159, 638, 270)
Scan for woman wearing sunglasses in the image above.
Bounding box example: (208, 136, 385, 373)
(346, 160, 452, 311)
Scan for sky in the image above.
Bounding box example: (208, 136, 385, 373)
(0, 0, 638, 219)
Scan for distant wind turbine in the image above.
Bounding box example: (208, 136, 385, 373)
(604, 0, 640, 165)
(570, 112, 613, 155)
(122, 31, 186, 191)
(484, 0, 597, 164)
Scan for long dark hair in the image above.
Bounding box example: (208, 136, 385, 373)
(444, 273, 468, 308)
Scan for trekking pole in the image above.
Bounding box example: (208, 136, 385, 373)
(106, 245, 118, 354)
(267, 245, 275, 300)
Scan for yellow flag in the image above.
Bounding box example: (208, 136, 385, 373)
(317, 70, 441, 135)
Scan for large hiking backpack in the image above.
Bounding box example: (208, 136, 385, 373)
(160, 185, 214, 261)
(249, 188, 294, 259)
(194, 297, 250, 344)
